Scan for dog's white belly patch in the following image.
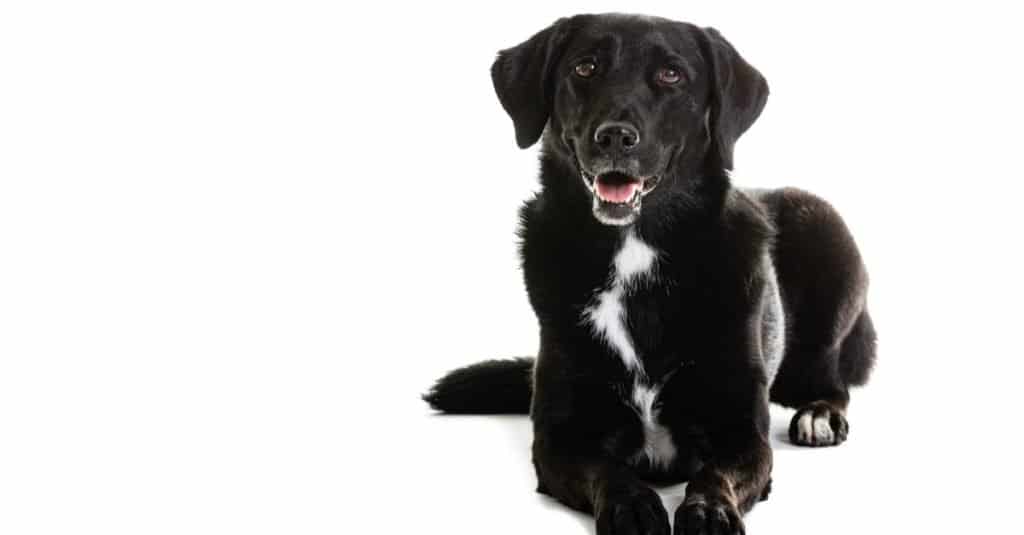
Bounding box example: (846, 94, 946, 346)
(583, 231, 676, 469)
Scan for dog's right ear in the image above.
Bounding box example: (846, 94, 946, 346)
(491, 18, 572, 149)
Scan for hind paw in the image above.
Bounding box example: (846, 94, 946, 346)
(789, 401, 848, 447)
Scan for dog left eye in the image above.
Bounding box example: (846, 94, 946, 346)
(656, 68, 682, 85)
(574, 61, 597, 78)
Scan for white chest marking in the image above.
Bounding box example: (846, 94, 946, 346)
(583, 232, 676, 469)
(631, 382, 677, 469)
(613, 232, 659, 282)
(584, 231, 658, 375)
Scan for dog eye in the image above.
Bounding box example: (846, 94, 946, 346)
(656, 67, 682, 85)
(574, 61, 597, 78)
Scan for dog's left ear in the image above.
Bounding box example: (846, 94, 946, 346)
(491, 18, 573, 149)
(698, 27, 769, 172)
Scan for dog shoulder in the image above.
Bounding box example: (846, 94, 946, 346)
(712, 189, 775, 283)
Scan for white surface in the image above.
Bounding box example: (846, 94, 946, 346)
(1, 1, 1023, 534)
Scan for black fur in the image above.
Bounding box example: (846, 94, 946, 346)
(426, 13, 875, 535)
(422, 358, 533, 414)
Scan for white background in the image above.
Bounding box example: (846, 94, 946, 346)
(2, 1, 1022, 533)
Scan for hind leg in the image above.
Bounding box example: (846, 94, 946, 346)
(757, 188, 876, 447)
(772, 343, 851, 447)
(773, 308, 877, 447)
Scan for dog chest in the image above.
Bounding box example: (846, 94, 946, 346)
(582, 231, 678, 469)
(582, 231, 657, 375)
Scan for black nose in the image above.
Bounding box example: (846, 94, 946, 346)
(594, 122, 640, 153)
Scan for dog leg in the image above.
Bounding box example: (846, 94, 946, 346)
(772, 344, 854, 447)
(673, 373, 772, 535)
(786, 310, 876, 447)
(674, 435, 771, 535)
(771, 339, 855, 448)
(785, 310, 876, 447)
(532, 437, 671, 535)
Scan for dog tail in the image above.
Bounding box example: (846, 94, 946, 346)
(422, 357, 534, 414)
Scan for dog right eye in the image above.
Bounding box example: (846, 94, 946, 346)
(574, 61, 597, 78)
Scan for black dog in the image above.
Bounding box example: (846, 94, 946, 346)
(425, 13, 876, 535)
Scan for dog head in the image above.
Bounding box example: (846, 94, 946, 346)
(492, 14, 768, 225)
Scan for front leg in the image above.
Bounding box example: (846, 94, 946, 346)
(533, 435, 671, 535)
(673, 242, 780, 534)
(530, 338, 673, 534)
(674, 385, 772, 535)
(675, 439, 771, 535)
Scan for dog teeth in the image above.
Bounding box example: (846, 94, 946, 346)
(640, 177, 660, 196)
(580, 171, 595, 192)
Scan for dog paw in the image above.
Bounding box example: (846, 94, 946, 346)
(674, 494, 744, 535)
(596, 484, 670, 535)
(789, 401, 848, 447)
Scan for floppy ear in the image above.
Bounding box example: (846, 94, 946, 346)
(491, 18, 572, 149)
(699, 27, 769, 172)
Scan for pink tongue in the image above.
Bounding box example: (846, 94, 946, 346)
(596, 180, 640, 203)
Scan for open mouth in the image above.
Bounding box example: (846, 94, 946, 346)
(565, 138, 670, 226)
(591, 172, 650, 204)
(578, 166, 663, 226)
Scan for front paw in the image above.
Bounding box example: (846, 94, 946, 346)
(596, 484, 670, 535)
(674, 494, 744, 535)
